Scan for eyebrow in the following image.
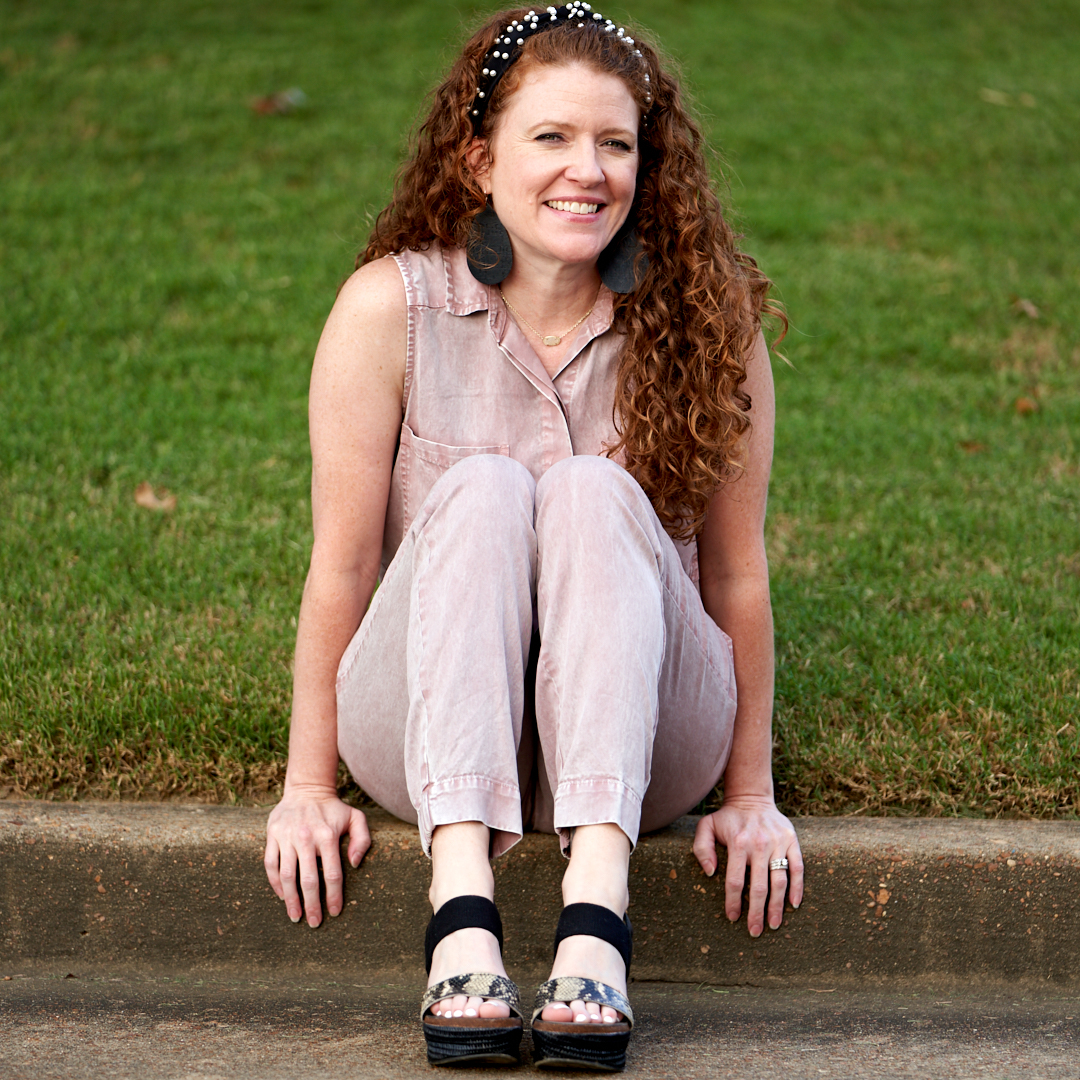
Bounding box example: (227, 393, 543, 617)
(525, 120, 638, 140)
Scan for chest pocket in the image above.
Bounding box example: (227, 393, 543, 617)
(389, 423, 511, 537)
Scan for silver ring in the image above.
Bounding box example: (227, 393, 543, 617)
(769, 857, 789, 872)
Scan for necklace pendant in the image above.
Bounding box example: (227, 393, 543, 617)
(542, 334, 562, 347)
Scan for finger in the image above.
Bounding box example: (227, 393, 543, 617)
(692, 815, 719, 877)
(318, 838, 345, 918)
(746, 855, 770, 938)
(724, 847, 747, 922)
(767, 863, 787, 930)
(787, 841, 806, 910)
(277, 849, 303, 923)
(347, 808, 371, 868)
(263, 837, 284, 900)
(297, 844, 323, 927)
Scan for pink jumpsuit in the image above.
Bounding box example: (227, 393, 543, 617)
(336, 244, 737, 856)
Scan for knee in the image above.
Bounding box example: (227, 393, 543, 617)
(536, 455, 649, 518)
(535, 456, 666, 565)
(427, 453, 536, 530)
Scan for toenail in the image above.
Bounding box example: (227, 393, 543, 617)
(464, 1009, 476, 1017)
(574, 1013, 588, 1023)
(604, 1015, 616, 1023)
(453, 1010, 463, 1017)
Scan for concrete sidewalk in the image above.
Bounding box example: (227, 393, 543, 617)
(2, 803, 1079, 986)
(3, 971, 1078, 1079)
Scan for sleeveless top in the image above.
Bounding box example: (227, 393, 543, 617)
(383, 242, 699, 586)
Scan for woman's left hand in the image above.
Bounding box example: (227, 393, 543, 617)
(692, 794, 804, 937)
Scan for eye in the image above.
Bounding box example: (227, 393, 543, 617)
(535, 131, 565, 143)
(602, 139, 634, 152)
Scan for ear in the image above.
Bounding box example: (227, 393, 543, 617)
(465, 136, 492, 194)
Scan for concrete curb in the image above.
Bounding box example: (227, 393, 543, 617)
(2, 803, 1078, 986)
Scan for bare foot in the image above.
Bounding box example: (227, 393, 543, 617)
(426, 925, 511, 1020)
(540, 823, 631, 1025)
(539, 928, 627, 1024)
(423, 920, 511, 1019)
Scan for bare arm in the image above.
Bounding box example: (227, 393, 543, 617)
(690, 331, 804, 935)
(698, 330, 776, 802)
(263, 257, 406, 926)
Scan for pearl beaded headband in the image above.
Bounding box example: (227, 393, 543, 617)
(469, 4, 651, 135)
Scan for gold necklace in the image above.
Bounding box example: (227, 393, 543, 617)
(499, 288, 598, 347)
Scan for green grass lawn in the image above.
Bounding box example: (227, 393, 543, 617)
(1, 0, 1078, 814)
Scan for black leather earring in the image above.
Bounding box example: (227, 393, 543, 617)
(466, 205, 514, 284)
(597, 217, 648, 293)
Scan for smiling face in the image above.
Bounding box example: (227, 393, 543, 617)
(472, 62, 640, 280)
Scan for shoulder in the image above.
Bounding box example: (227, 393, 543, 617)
(341, 243, 462, 313)
(333, 256, 408, 325)
(312, 257, 407, 404)
(318, 258, 408, 373)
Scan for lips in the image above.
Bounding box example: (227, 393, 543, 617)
(546, 199, 601, 214)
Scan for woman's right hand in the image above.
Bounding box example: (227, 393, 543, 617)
(264, 785, 371, 927)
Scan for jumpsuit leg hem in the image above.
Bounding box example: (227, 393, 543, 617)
(553, 777, 643, 853)
(418, 774, 524, 858)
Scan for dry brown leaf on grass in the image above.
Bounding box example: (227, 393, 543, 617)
(1015, 396, 1038, 415)
(984, 89, 1037, 108)
(134, 481, 176, 512)
(1012, 297, 1040, 320)
(249, 87, 307, 116)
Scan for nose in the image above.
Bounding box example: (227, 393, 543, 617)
(564, 139, 605, 186)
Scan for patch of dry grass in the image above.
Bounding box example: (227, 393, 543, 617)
(772, 701, 1080, 819)
(0, 733, 286, 803)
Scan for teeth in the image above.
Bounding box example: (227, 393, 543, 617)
(548, 200, 599, 214)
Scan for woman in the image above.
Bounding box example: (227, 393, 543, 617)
(264, 4, 803, 1071)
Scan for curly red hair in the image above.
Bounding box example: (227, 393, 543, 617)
(361, 8, 784, 541)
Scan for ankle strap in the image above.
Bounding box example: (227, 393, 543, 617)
(424, 895, 504, 974)
(554, 903, 633, 976)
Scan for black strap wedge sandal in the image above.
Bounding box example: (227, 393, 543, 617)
(531, 902, 634, 1072)
(421, 894, 524, 1066)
